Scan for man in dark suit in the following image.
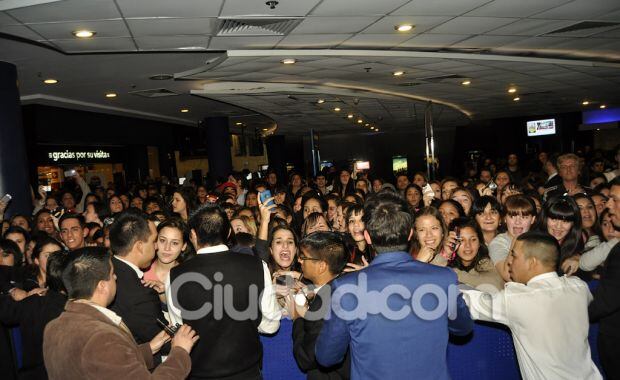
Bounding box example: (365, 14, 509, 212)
(165, 203, 280, 380)
(590, 177, 620, 379)
(291, 231, 350, 379)
(315, 192, 473, 380)
(108, 212, 166, 349)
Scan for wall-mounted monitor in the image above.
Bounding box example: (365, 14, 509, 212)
(527, 118, 556, 136)
(355, 161, 370, 170)
(392, 156, 407, 173)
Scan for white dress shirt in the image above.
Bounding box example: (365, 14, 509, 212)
(165, 244, 281, 334)
(462, 272, 602, 380)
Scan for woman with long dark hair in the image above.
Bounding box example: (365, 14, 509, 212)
(573, 193, 604, 251)
(171, 187, 198, 221)
(471, 196, 503, 245)
(332, 168, 355, 198)
(404, 184, 423, 213)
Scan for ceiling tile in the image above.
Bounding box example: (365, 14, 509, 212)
(302, 57, 365, 68)
(337, 33, 411, 48)
(0, 11, 19, 25)
(117, 0, 223, 18)
(392, 0, 494, 16)
(532, 0, 620, 20)
(8, 0, 121, 23)
(28, 19, 129, 39)
(451, 34, 524, 48)
(207, 36, 283, 50)
(494, 36, 572, 49)
(0, 24, 42, 39)
(291, 16, 379, 34)
(311, 0, 410, 16)
(466, 0, 571, 18)
(361, 15, 451, 34)
(277, 34, 353, 48)
(135, 36, 210, 50)
(487, 18, 575, 36)
(429, 16, 519, 34)
(127, 18, 217, 36)
(590, 26, 620, 38)
(397, 33, 470, 48)
(220, 0, 320, 17)
(50, 36, 136, 52)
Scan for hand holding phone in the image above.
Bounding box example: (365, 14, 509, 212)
(64, 169, 77, 178)
(259, 190, 275, 207)
(157, 318, 181, 337)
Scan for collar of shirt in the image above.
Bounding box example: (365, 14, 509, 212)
(75, 300, 123, 326)
(197, 244, 229, 255)
(369, 251, 412, 266)
(527, 271, 558, 286)
(114, 256, 144, 278)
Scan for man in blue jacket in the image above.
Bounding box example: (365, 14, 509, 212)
(315, 192, 473, 379)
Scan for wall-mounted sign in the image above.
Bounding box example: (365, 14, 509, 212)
(48, 149, 111, 162)
(37, 145, 125, 164)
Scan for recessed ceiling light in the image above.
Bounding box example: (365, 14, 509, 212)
(72, 30, 95, 38)
(317, 99, 325, 104)
(375, 129, 379, 132)
(370, 126, 375, 130)
(281, 58, 296, 65)
(582, 100, 590, 106)
(513, 97, 520, 102)
(105, 93, 117, 98)
(347, 114, 354, 119)
(357, 119, 363, 124)
(596, 128, 601, 131)
(393, 71, 405, 76)
(334, 107, 341, 112)
(43, 78, 58, 84)
(235, 122, 243, 126)
(149, 74, 173, 80)
(395, 24, 414, 32)
(508, 87, 517, 93)
(461, 80, 471, 86)
(180, 108, 189, 113)
(365, 123, 369, 127)
(600, 104, 607, 109)
(262, 128, 269, 131)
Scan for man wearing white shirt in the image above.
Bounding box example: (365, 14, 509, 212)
(462, 231, 601, 380)
(165, 203, 280, 380)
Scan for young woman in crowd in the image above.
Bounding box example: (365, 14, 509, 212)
(196, 185, 208, 205)
(413, 172, 428, 188)
(288, 173, 304, 199)
(10, 214, 32, 232)
(34, 209, 57, 237)
(268, 225, 301, 309)
(3, 226, 28, 265)
(471, 196, 503, 245)
(573, 193, 604, 251)
(325, 194, 339, 226)
(489, 194, 537, 281)
(344, 204, 374, 271)
(301, 212, 330, 237)
(410, 207, 458, 266)
(171, 187, 198, 221)
(450, 187, 475, 216)
(440, 178, 459, 200)
(108, 194, 125, 215)
(230, 215, 258, 237)
(17, 236, 64, 295)
(438, 199, 466, 228)
(301, 193, 327, 220)
(333, 168, 355, 198)
(404, 184, 423, 213)
(371, 178, 384, 193)
(447, 217, 504, 292)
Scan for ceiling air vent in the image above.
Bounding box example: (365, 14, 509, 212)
(129, 88, 179, 98)
(216, 17, 304, 36)
(545, 21, 620, 36)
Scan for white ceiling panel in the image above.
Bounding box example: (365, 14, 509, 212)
(429, 16, 519, 34)
(50, 36, 135, 52)
(127, 18, 217, 36)
(220, 0, 320, 17)
(397, 33, 470, 48)
(117, 0, 222, 18)
(311, 0, 410, 16)
(28, 19, 129, 39)
(450, 34, 524, 48)
(497, 36, 573, 49)
(591, 26, 620, 38)
(8, 0, 120, 23)
(466, 0, 571, 18)
(207, 36, 283, 49)
(135, 36, 210, 50)
(337, 33, 411, 48)
(487, 18, 575, 36)
(0, 24, 41, 39)
(291, 16, 379, 34)
(302, 57, 365, 68)
(360, 15, 451, 34)
(532, 0, 620, 20)
(0, 10, 18, 25)
(594, 9, 620, 22)
(392, 0, 493, 16)
(277, 34, 353, 48)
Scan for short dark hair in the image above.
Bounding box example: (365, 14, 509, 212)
(610, 176, 620, 189)
(363, 192, 412, 253)
(471, 195, 503, 217)
(109, 212, 151, 256)
(62, 247, 112, 299)
(189, 203, 231, 247)
(299, 231, 348, 274)
(0, 238, 22, 264)
(59, 213, 86, 229)
(46, 250, 69, 293)
(32, 235, 64, 261)
(516, 231, 559, 269)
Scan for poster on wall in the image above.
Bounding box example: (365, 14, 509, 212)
(526, 119, 556, 136)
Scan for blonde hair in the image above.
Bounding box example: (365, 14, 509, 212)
(230, 215, 257, 236)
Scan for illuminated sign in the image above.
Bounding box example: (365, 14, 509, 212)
(47, 149, 111, 162)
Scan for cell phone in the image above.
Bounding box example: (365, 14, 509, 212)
(42, 185, 52, 192)
(422, 184, 435, 198)
(260, 190, 275, 207)
(486, 180, 498, 191)
(157, 318, 181, 337)
(64, 169, 77, 177)
(0, 194, 12, 204)
(451, 226, 461, 252)
(276, 275, 294, 286)
(246, 173, 253, 180)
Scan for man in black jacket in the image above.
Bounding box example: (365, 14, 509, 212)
(590, 176, 620, 379)
(291, 231, 350, 380)
(107, 211, 166, 352)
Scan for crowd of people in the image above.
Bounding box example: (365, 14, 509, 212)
(0, 145, 619, 380)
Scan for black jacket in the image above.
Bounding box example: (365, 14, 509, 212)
(0, 290, 66, 380)
(292, 283, 350, 380)
(108, 257, 167, 347)
(590, 242, 620, 338)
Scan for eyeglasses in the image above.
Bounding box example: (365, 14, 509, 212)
(298, 253, 321, 261)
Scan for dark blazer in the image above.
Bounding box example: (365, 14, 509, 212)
(43, 301, 191, 380)
(589, 242, 620, 338)
(109, 257, 166, 346)
(293, 283, 350, 380)
(0, 291, 66, 380)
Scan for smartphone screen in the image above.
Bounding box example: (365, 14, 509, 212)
(260, 190, 275, 207)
